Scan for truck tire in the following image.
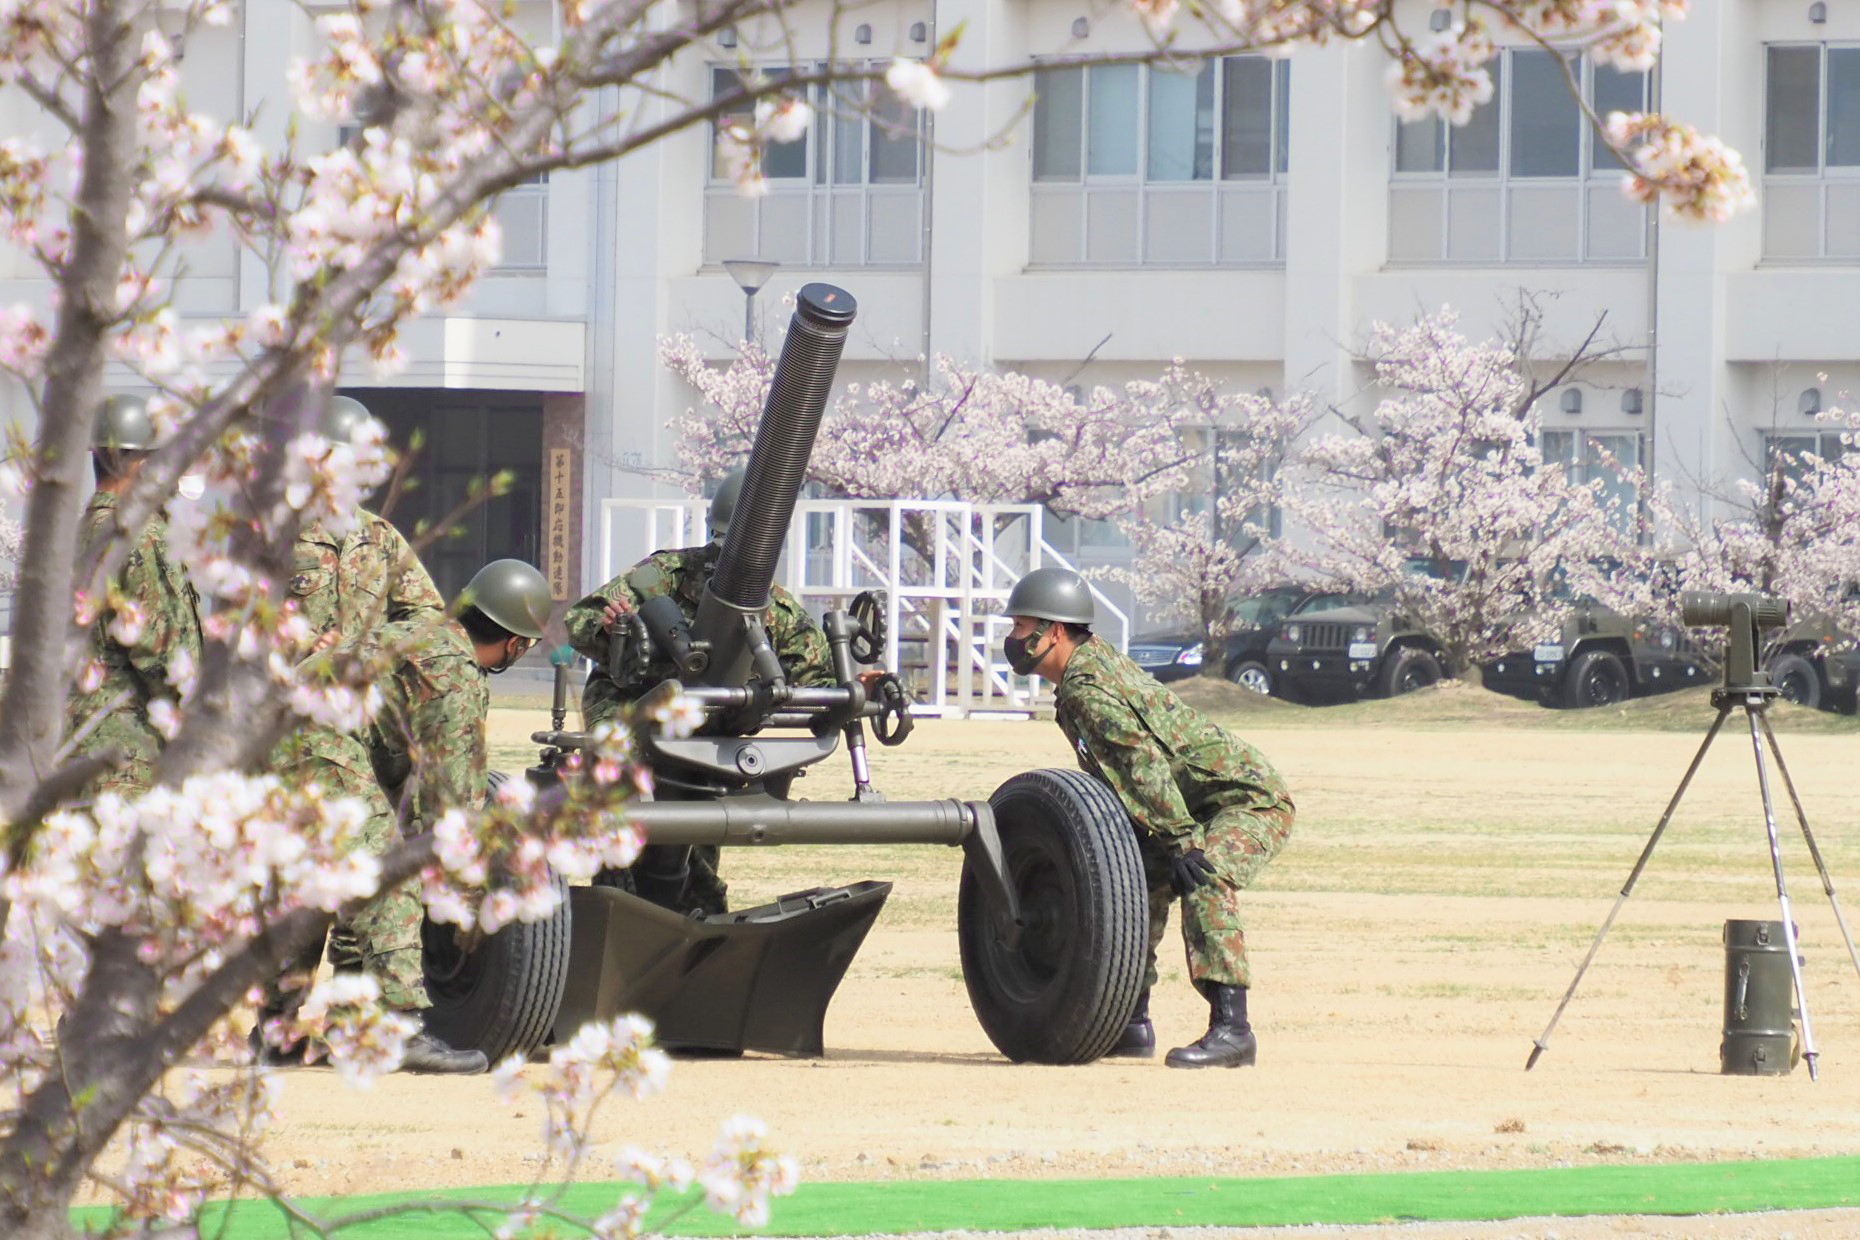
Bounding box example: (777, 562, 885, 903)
(959, 769, 1147, 1064)
(420, 772, 572, 1065)
(1227, 658, 1274, 696)
(1379, 646, 1443, 697)
(1768, 652, 1823, 711)
(1564, 650, 1630, 709)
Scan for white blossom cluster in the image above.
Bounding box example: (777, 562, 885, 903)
(486, 1016, 797, 1237)
(422, 726, 647, 934)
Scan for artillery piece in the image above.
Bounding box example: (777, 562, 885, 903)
(421, 284, 1148, 1065)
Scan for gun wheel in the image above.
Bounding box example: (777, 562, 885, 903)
(420, 772, 572, 1064)
(959, 769, 1147, 1064)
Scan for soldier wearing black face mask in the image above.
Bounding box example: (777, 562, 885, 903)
(1003, 567, 1296, 1069)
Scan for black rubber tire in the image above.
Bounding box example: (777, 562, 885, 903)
(419, 771, 571, 1064)
(1563, 650, 1630, 710)
(1768, 653, 1823, 711)
(1379, 646, 1443, 697)
(958, 769, 1148, 1065)
(1228, 658, 1274, 696)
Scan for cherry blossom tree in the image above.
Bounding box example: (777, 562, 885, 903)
(1097, 393, 1317, 678)
(0, 0, 1752, 1234)
(1283, 309, 1654, 676)
(665, 339, 1218, 516)
(1669, 408, 1860, 640)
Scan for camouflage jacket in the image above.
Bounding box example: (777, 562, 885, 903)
(65, 492, 203, 789)
(366, 618, 488, 834)
(564, 544, 833, 724)
(291, 511, 444, 651)
(1055, 637, 1293, 849)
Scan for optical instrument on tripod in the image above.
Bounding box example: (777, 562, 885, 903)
(1526, 592, 1860, 1080)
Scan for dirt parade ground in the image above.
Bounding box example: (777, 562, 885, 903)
(247, 684, 1860, 1236)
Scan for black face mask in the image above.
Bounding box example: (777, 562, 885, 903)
(488, 636, 534, 675)
(1003, 621, 1051, 676)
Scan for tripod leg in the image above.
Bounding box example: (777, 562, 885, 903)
(1526, 705, 1731, 1070)
(1756, 709, 1860, 988)
(1745, 703, 1820, 1081)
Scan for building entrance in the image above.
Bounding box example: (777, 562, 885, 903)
(346, 389, 545, 602)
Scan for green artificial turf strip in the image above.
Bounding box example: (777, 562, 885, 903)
(75, 1155, 1860, 1237)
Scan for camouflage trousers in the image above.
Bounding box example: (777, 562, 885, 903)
(1140, 801, 1295, 990)
(266, 766, 428, 1016)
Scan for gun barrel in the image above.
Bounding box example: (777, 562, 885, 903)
(694, 284, 857, 689)
(709, 284, 857, 613)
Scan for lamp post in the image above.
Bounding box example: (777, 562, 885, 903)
(722, 258, 779, 348)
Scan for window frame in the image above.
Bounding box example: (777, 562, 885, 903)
(1387, 49, 1650, 266)
(1027, 55, 1291, 269)
(702, 61, 929, 269)
(1760, 42, 1860, 264)
(1541, 428, 1646, 532)
(1032, 56, 1291, 187)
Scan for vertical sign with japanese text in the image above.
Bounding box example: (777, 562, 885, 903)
(546, 447, 572, 601)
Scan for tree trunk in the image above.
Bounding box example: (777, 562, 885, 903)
(0, 0, 139, 824)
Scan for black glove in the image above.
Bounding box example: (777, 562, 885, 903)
(1169, 848, 1218, 896)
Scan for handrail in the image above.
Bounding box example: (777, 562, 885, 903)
(602, 495, 1127, 713)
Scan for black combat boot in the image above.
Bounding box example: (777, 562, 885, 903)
(1106, 989, 1155, 1059)
(399, 1031, 489, 1075)
(1164, 982, 1256, 1069)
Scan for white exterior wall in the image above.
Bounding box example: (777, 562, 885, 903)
(1, 0, 1853, 624)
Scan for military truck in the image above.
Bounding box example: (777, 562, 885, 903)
(1127, 585, 1357, 693)
(1263, 601, 1449, 703)
(1762, 616, 1860, 713)
(1482, 605, 1712, 709)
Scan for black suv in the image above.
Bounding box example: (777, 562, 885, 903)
(1128, 586, 1357, 693)
(1483, 605, 1711, 708)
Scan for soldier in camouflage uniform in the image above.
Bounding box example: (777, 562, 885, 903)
(66, 395, 202, 797)
(350, 559, 552, 1072)
(286, 396, 445, 652)
(562, 470, 833, 913)
(1004, 567, 1295, 1069)
(369, 558, 548, 842)
(253, 394, 470, 1071)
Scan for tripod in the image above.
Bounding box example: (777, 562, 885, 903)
(1525, 676, 1860, 1082)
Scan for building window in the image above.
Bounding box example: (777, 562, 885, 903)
(1028, 57, 1290, 267)
(1762, 430, 1848, 493)
(346, 122, 550, 273)
(1762, 44, 1860, 262)
(1542, 429, 1643, 527)
(489, 176, 549, 272)
(703, 65, 926, 268)
(1388, 51, 1648, 264)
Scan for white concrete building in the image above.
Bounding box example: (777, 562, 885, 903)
(5, 0, 1857, 626)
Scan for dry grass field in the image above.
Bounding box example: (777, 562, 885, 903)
(248, 682, 1860, 1235)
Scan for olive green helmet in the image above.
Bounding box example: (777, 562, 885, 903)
(92, 394, 156, 452)
(319, 394, 376, 445)
(461, 558, 551, 639)
(1004, 566, 1096, 626)
(708, 468, 746, 543)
